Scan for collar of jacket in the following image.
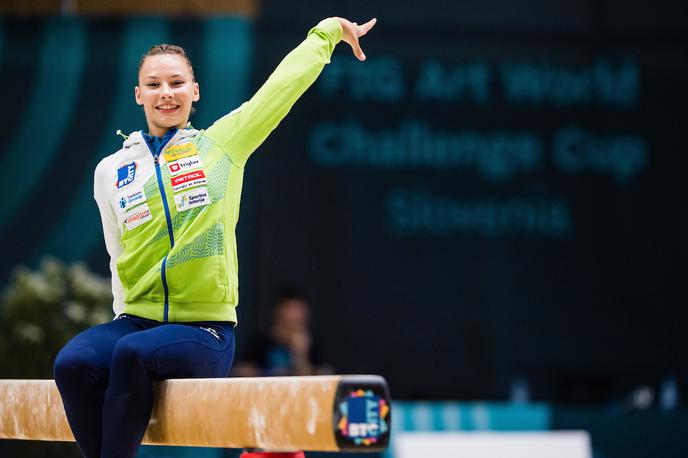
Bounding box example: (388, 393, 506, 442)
(121, 127, 198, 150)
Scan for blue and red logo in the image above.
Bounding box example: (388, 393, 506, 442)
(116, 162, 137, 189)
(337, 389, 389, 446)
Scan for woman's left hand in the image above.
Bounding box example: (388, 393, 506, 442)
(335, 17, 377, 61)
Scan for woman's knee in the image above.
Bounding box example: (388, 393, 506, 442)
(111, 337, 150, 370)
(54, 347, 100, 388)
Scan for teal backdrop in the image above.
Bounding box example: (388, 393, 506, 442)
(1, 4, 687, 458)
(1, 2, 687, 402)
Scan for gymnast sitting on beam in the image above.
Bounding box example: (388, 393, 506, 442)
(46, 15, 377, 458)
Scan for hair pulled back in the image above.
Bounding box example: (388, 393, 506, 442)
(138, 44, 195, 81)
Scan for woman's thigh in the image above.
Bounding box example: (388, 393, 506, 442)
(54, 317, 145, 383)
(110, 323, 235, 380)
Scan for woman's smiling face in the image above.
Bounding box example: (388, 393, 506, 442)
(135, 53, 200, 137)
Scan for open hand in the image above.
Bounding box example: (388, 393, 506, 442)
(335, 17, 377, 61)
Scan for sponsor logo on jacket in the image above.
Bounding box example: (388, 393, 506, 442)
(118, 189, 147, 212)
(168, 155, 202, 177)
(116, 162, 137, 188)
(171, 170, 207, 192)
(164, 143, 198, 162)
(174, 187, 210, 211)
(123, 204, 153, 230)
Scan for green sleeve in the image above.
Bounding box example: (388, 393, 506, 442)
(206, 17, 343, 167)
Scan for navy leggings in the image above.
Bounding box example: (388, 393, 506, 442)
(53, 314, 235, 458)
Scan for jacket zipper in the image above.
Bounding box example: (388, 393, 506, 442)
(143, 130, 176, 322)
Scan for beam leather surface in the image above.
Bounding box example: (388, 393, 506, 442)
(146, 376, 341, 450)
(0, 376, 341, 450)
(0, 379, 73, 442)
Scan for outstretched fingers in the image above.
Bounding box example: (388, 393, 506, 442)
(351, 18, 377, 61)
(337, 17, 377, 61)
(356, 18, 377, 37)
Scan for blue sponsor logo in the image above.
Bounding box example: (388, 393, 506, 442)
(116, 162, 137, 189)
(347, 395, 381, 439)
(338, 389, 388, 444)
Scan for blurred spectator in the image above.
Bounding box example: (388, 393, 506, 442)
(234, 289, 332, 376)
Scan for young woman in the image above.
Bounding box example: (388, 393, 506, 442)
(53, 16, 376, 458)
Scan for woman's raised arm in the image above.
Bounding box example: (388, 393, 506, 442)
(205, 17, 377, 167)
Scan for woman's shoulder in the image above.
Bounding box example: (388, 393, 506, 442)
(94, 131, 146, 180)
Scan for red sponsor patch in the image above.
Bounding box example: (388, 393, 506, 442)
(171, 170, 206, 186)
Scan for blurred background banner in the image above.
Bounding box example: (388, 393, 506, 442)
(2, 0, 687, 402)
(245, 0, 688, 402)
(1, 0, 687, 457)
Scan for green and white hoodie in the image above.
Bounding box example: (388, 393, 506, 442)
(93, 18, 342, 323)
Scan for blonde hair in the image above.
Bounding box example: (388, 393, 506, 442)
(138, 44, 195, 81)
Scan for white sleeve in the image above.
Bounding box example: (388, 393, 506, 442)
(93, 159, 126, 316)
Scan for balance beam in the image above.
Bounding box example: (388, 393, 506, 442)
(0, 375, 390, 452)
